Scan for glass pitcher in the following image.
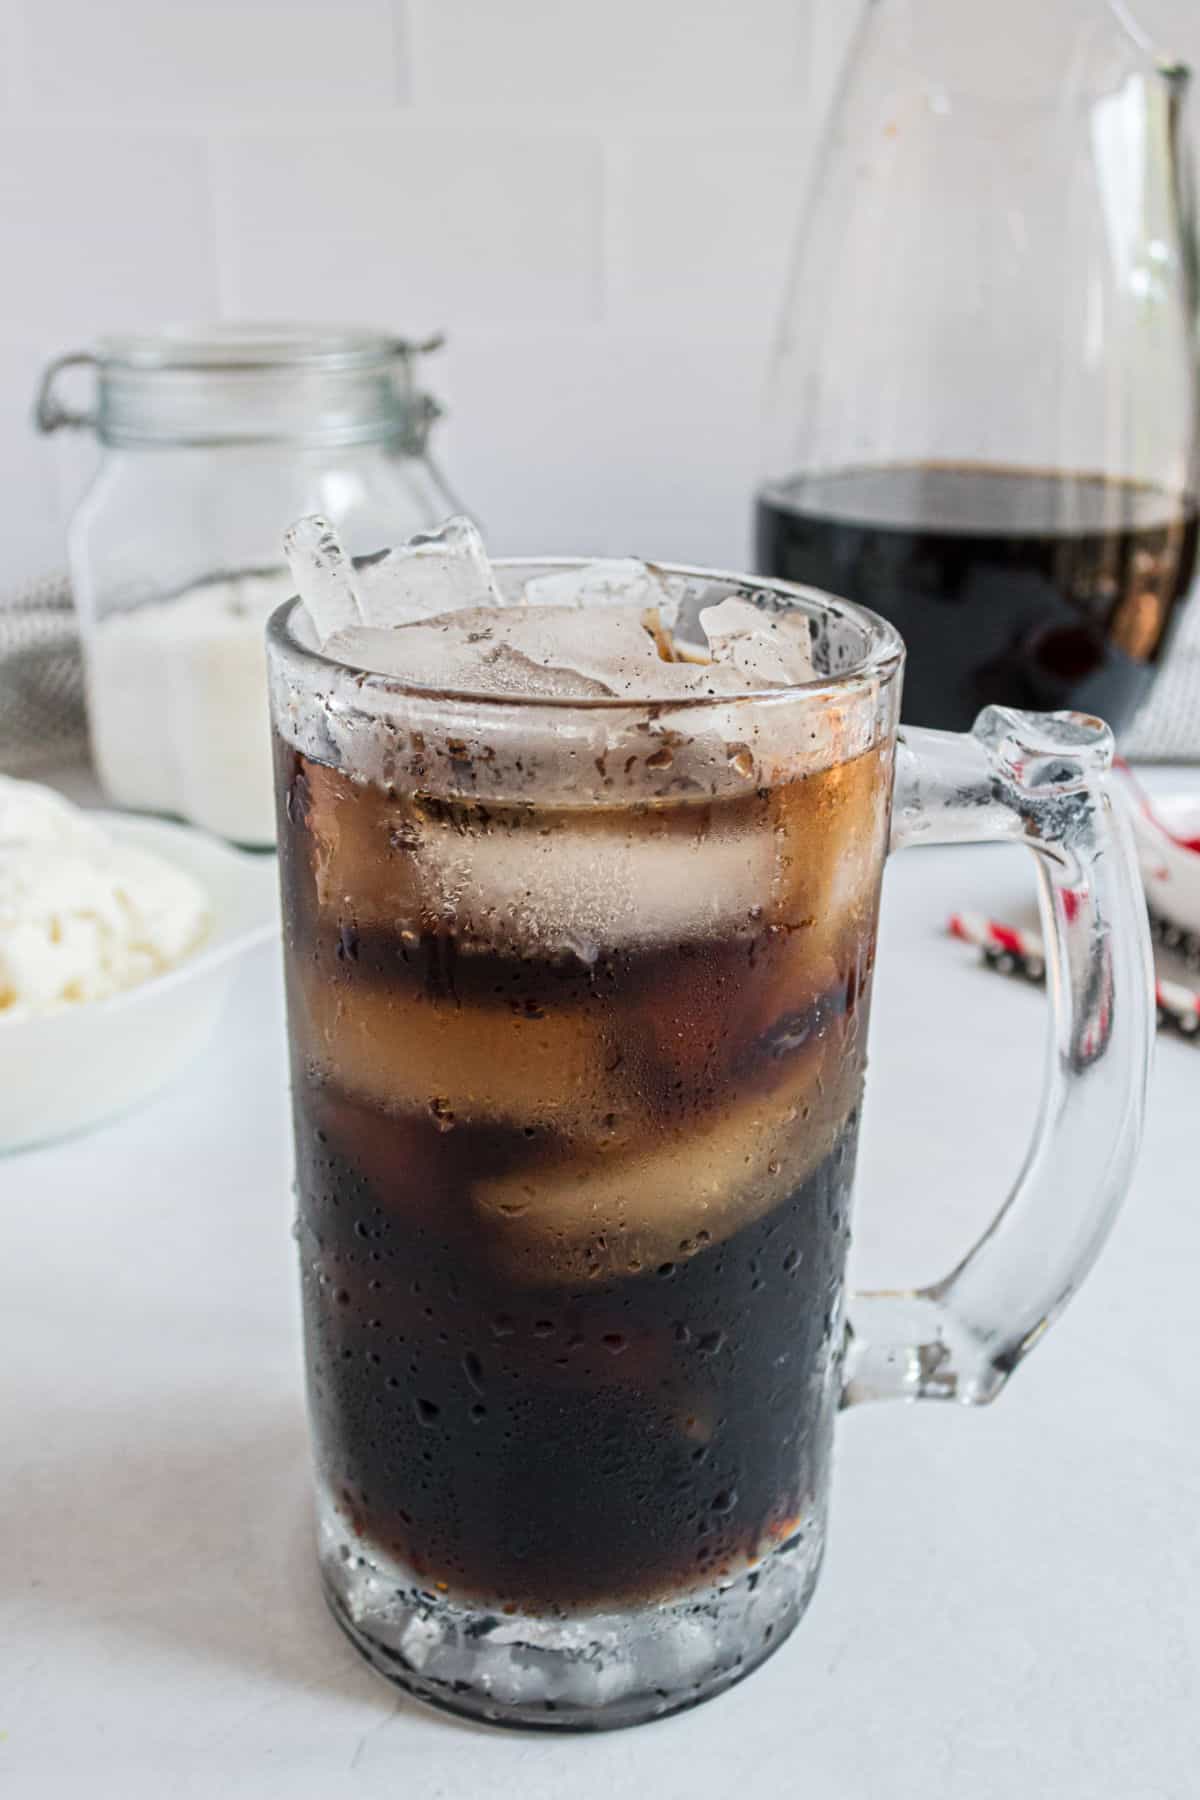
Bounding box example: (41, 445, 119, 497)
(757, 0, 1200, 734)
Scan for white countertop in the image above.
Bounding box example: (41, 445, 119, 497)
(3, 772, 1198, 1799)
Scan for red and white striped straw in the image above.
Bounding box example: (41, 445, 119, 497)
(946, 911, 1200, 1039)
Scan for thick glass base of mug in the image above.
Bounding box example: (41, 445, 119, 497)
(318, 1491, 824, 1731)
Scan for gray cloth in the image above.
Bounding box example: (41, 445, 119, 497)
(0, 573, 88, 774)
(1121, 600, 1200, 763)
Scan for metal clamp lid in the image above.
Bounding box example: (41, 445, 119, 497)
(34, 329, 450, 448)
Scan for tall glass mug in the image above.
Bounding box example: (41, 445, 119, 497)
(267, 563, 1152, 1731)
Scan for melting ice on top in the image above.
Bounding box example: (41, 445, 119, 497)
(285, 514, 502, 640)
(285, 514, 815, 697)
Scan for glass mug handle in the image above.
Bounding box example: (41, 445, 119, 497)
(843, 706, 1155, 1407)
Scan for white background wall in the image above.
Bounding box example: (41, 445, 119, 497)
(2, 0, 1198, 585)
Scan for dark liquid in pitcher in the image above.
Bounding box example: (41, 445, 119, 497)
(756, 463, 1199, 731)
(278, 743, 883, 1612)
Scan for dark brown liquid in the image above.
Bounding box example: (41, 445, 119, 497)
(295, 1080, 856, 1610)
(277, 743, 883, 1611)
(756, 464, 1199, 732)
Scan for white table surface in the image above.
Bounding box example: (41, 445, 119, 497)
(3, 769, 1198, 1800)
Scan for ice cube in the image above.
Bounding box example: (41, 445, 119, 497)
(476, 640, 615, 699)
(298, 759, 427, 924)
(472, 1047, 854, 1286)
(325, 603, 671, 700)
(405, 802, 788, 952)
(767, 742, 891, 966)
(324, 609, 616, 697)
(298, 755, 779, 954)
(353, 515, 503, 626)
(699, 597, 816, 687)
(494, 606, 674, 698)
(295, 964, 609, 1129)
(628, 925, 843, 1103)
(283, 514, 365, 644)
(522, 558, 687, 620)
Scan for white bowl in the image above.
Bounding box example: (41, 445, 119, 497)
(0, 813, 279, 1154)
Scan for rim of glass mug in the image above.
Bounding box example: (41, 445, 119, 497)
(266, 560, 906, 708)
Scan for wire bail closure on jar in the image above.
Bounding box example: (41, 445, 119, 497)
(34, 325, 450, 455)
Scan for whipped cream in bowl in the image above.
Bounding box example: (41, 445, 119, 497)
(0, 776, 278, 1151)
(0, 776, 211, 1020)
